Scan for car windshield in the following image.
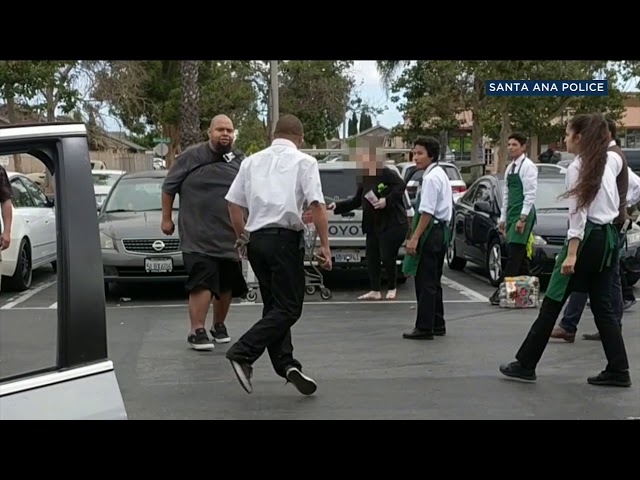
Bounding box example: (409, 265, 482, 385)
(319, 168, 360, 203)
(500, 178, 570, 210)
(92, 172, 123, 186)
(104, 177, 178, 212)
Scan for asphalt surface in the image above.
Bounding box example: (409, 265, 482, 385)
(1, 264, 639, 420)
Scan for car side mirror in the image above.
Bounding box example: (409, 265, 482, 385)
(474, 201, 492, 214)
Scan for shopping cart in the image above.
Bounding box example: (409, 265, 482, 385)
(302, 221, 332, 300)
(241, 212, 332, 302)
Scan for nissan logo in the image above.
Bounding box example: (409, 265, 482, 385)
(152, 240, 165, 251)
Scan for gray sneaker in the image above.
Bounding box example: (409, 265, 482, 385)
(187, 328, 214, 351)
(285, 367, 317, 396)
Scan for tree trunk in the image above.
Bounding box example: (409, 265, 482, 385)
(44, 85, 56, 193)
(471, 117, 482, 165)
(6, 96, 22, 172)
(179, 60, 200, 151)
(165, 124, 180, 168)
(439, 130, 448, 161)
(497, 106, 512, 173)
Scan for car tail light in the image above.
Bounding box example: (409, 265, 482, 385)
(452, 185, 466, 194)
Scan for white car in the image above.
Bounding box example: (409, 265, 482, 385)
(398, 161, 467, 207)
(536, 163, 567, 175)
(0, 172, 57, 291)
(93, 169, 126, 210)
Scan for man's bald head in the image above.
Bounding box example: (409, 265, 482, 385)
(208, 114, 235, 152)
(274, 114, 304, 147)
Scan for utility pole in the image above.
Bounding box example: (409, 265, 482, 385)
(270, 60, 279, 138)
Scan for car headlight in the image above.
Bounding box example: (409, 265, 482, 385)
(100, 232, 115, 250)
(532, 234, 547, 245)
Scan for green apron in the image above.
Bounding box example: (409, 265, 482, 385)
(545, 220, 617, 302)
(505, 160, 536, 245)
(401, 192, 451, 277)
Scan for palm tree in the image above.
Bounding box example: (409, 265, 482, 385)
(376, 61, 411, 94)
(179, 60, 200, 152)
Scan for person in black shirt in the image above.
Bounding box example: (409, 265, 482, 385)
(162, 114, 248, 351)
(328, 148, 408, 300)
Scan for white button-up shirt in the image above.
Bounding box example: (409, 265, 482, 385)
(499, 154, 538, 223)
(225, 138, 325, 232)
(418, 162, 453, 222)
(566, 152, 620, 240)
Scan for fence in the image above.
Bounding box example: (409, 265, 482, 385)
(1, 151, 154, 174)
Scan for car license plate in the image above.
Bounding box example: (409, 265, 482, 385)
(145, 257, 173, 273)
(335, 251, 361, 263)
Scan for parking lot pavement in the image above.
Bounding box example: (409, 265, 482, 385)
(2, 266, 639, 419)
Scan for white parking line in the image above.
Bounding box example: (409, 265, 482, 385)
(7, 298, 489, 311)
(441, 275, 490, 302)
(0, 279, 57, 310)
(48, 302, 58, 309)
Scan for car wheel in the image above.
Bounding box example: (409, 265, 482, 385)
(6, 238, 32, 291)
(486, 237, 504, 287)
(446, 238, 466, 270)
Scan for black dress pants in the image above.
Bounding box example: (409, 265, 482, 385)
(225, 228, 305, 378)
(515, 229, 629, 373)
(414, 224, 446, 332)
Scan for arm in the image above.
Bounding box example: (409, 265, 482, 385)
(499, 172, 509, 223)
(333, 183, 363, 214)
(300, 161, 330, 249)
(161, 154, 190, 228)
(520, 160, 538, 217)
(225, 162, 249, 238)
(406, 173, 438, 254)
(565, 164, 587, 241)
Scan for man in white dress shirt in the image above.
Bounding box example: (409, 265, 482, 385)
(224, 114, 331, 395)
(489, 133, 538, 305)
(402, 136, 453, 339)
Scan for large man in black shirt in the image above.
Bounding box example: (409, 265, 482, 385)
(161, 114, 248, 350)
(0, 164, 13, 294)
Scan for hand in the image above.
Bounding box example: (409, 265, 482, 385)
(406, 237, 418, 255)
(561, 254, 576, 275)
(498, 222, 505, 235)
(515, 219, 525, 233)
(327, 202, 336, 211)
(0, 231, 9, 251)
(315, 245, 332, 270)
(373, 197, 387, 209)
(161, 219, 175, 235)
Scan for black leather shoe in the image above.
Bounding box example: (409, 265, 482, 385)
(587, 370, 631, 387)
(499, 361, 536, 381)
(402, 328, 434, 340)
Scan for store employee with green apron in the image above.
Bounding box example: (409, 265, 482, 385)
(500, 113, 631, 388)
(402, 136, 453, 340)
(489, 132, 538, 305)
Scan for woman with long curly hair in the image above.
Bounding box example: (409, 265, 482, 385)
(500, 113, 631, 387)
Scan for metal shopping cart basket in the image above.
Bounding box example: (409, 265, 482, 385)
(241, 213, 332, 302)
(302, 221, 332, 300)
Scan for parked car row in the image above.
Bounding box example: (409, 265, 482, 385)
(447, 171, 640, 288)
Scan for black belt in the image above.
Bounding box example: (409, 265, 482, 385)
(253, 227, 302, 235)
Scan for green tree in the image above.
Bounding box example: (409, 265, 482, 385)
(278, 60, 355, 147)
(348, 112, 358, 136)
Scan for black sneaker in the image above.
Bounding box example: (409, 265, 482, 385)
(402, 328, 433, 340)
(229, 359, 253, 394)
(187, 328, 214, 351)
(587, 370, 631, 387)
(210, 323, 231, 343)
(285, 367, 317, 396)
(499, 361, 536, 382)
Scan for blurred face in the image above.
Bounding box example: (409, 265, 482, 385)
(564, 126, 581, 155)
(208, 117, 234, 151)
(412, 144, 431, 170)
(354, 147, 382, 176)
(507, 138, 526, 159)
